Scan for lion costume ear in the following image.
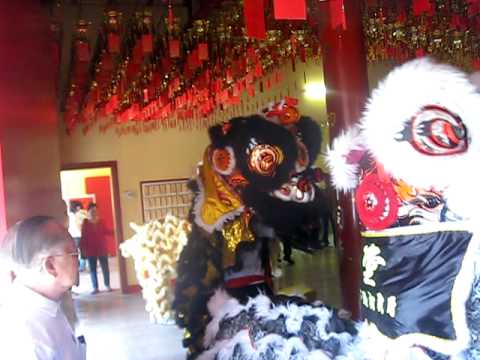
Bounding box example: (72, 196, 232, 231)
(296, 116, 322, 166)
(208, 122, 229, 147)
(326, 125, 365, 191)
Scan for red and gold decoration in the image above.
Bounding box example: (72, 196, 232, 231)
(62, 1, 322, 135)
(364, 0, 480, 69)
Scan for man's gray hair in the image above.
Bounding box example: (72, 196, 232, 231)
(1, 216, 69, 268)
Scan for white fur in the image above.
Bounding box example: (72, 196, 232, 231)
(200, 293, 344, 359)
(207, 288, 234, 317)
(346, 318, 472, 360)
(360, 58, 480, 220)
(307, 350, 332, 360)
(250, 294, 273, 318)
(204, 289, 242, 348)
(198, 329, 251, 360)
(326, 126, 364, 191)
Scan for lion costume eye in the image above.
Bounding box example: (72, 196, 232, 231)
(247, 144, 285, 177)
(402, 105, 468, 156)
(212, 146, 236, 176)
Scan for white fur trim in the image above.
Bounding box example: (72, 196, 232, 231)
(204, 289, 242, 348)
(207, 288, 234, 317)
(200, 293, 345, 359)
(326, 126, 364, 192)
(198, 329, 251, 360)
(250, 294, 273, 318)
(307, 350, 332, 360)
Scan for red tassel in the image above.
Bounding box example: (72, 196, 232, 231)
(247, 46, 258, 62)
(142, 34, 153, 53)
(191, 48, 201, 68)
(244, 0, 266, 40)
(75, 41, 90, 62)
(274, 71, 283, 84)
(233, 83, 240, 96)
(161, 57, 172, 71)
(143, 88, 149, 103)
(412, 0, 434, 16)
(329, 0, 347, 30)
(266, 77, 272, 90)
(169, 39, 180, 58)
(415, 48, 426, 58)
(226, 68, 233, 83)
(255, 62, 263, 78)
(107, 33, 120, 53)
(273, 0, 306, 20)
(397, 10, 407, 22)
(168, 5, 174, 28)
(100, 53, 113, 71)
(299, 47, 306, 63)
(132, 41, 143, 65)
(467, 0, 480, 16)
(198, 43, 209, 61)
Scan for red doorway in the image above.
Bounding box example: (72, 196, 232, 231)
(61, 161, 128, 293)
(85, 176, 117, 256)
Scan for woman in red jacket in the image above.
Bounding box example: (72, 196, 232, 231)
(80, 203, 112, 294)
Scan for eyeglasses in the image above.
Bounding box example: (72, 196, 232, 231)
(49, 251, 80, 259)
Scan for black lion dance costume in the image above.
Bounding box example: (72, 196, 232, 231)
(173, 98, 342, 359)
(175, 58, 480, 360)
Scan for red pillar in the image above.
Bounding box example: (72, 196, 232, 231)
(0, 146, 6, 242)
(322, 0, 369, 319)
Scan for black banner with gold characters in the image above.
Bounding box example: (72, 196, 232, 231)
(360, 230, 472, 340)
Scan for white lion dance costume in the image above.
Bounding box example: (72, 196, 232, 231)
(120, 215, 191, 323)
(195, 59, 480, 360)
(326, 58, 480, 359)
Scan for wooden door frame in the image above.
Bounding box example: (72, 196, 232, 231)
(61, 161, 138, 294)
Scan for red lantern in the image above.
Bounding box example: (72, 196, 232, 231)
(273, 0, 306, 20)
(198, 43, 209, 61)
(142, 34, 153, 53)
(75, 40, 90, 62)
(108, 33, 120, 53)
(244, 0, 266, 40)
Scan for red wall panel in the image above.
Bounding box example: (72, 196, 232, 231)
(0, 1, 64, 226)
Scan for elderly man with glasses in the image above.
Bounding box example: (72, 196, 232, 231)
(0, 216, 86, 359)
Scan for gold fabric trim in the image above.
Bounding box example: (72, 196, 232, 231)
(197, 147, 243, 230)
(222, 212, 255, 268)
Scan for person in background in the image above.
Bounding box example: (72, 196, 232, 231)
(0, 216, 86, 359)
(68, 201, 87, 272)
(81, 203, 112, 294)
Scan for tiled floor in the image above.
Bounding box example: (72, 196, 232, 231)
(74, 247, 342, 359)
